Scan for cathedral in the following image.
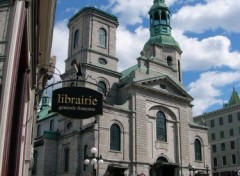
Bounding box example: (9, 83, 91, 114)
(34, 0, 211, 175)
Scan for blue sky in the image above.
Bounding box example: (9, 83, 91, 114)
(51, 0, 240, 116)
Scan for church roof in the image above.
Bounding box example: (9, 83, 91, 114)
(224, 87, 240, 107)
(37, 94, 57, 122)
(121, 64, 184, 88)
(143, 0, 181, 51)
(120, 65, 192, 101)
(144, 35, 181, 51)
(150, 0, 169, 12)
(69, 7, 118, 25)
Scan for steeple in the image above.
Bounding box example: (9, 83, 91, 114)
(138, 0, 183, 83)
(154, 0, 165, 2)
(41, 94, 50, 109)
(224, 87, 240, 107)
(144, 0, 180, 50)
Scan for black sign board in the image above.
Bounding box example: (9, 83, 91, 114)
(52, 87, 103, 119)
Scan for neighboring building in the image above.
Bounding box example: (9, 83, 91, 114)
(194, 88, 240, 176)
(34, 0, 211, 176)
(0, 0, 56, 176)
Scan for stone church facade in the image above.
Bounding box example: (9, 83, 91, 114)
(34, 0, 211, 176)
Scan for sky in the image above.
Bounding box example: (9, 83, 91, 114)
(51, 0, 240, 116)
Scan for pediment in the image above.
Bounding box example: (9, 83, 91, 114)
(133, 75, 193, 100)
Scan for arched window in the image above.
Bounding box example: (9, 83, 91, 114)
(110, 124, 121, 151)
(97, 81, 107, 96)
(167, 56, 172, 66)
(156, 111, 167, 142)
(73, 30, 79, 48)
(83, 145, 89, 171)
(156, 156, 168, 163)
(50, 119, 54, 131)
(153, 12, 160, 25)
(194, 139, 202, 161)
(64, 147, 70, 172)
(160, 11, 167, 24)
(37, 124, 41, 137)
(98, 28, 107, 48)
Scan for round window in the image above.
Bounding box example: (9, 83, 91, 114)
(98, 58, 107, 65)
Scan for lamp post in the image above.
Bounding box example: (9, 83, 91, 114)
(188, 164, 198, 176)
(188, 163, 192, 176)
(206, 165, 209, 176)
(84, 147, 104, 176)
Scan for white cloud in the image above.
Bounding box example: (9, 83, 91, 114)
(103, 0, 176, 26)
(172, 0, 240, 33)
(52, 0, 240, 117)
(116, 26, 149, 71)
(65, 7, 79, 14)
(51, 20, 69, 75)
(172, 30, 240, 71)
(188, 71, 240, 115)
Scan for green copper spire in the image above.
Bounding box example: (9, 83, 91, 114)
(154, 0, 165, 3)
(154, 0, 164, 2)
(41, 94, 50, 108)
(144, 0, 180, 50)
(226, 87, 240, 107)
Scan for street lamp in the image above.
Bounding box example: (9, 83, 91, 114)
(206, 165, 209, 176)
(84, 147, 104, 176)
(188, 164, 198, 176)
(188, 163, 192, 176)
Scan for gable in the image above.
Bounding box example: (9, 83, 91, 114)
(133, 75, 193, 101)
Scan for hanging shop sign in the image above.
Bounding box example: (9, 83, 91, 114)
(52, 87, 103, 119)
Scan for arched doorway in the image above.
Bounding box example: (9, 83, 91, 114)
(151, 157, 178, 176)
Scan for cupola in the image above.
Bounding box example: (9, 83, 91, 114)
(144, 0, 180, 50)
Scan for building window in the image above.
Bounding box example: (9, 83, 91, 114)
(50, 119, 54, 131)
(229, 129, 234, 136)
(228, 114, 233, 123)
(238, 112, 240, 121)
(221, 143, 225, 151)
(220, 131, 224, 138)
(0, 0, 8, 4)
(110, 124, 121, 151)
(210, 119, 215, 128)
(98, 28, 107, 48)
(213, 157, 217, 167)
(160, 11, 167, 24)
(232, 155, 236, 164)
(83, 145, 88, 171)
(212, 145, 216, 153)
(37, 124, 41, 137)
(73, 30, 79, 48)
(32, 151, 38, 175)
(97, 81, 107, 96)
(222, 156, 227, 166)
(98, 58, 107, 65)
(167, 56, 173, 66)
(66, 121, 73, 130)
(230, 141, 235, 149)
(239, 127, 240, 134)
(153, 11, 160, 25)
(219, 117, 223, 125)
(64, 148, 70, 172)
(156, 111, 167, 142)
(211, 133, 215, 140)
(194, 139, 202, 161)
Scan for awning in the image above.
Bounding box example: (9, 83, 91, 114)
(107, 164, 128, 174)
(153, 162, 179, 169)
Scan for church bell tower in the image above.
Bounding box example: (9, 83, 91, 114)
(139, 0, 183, 83)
